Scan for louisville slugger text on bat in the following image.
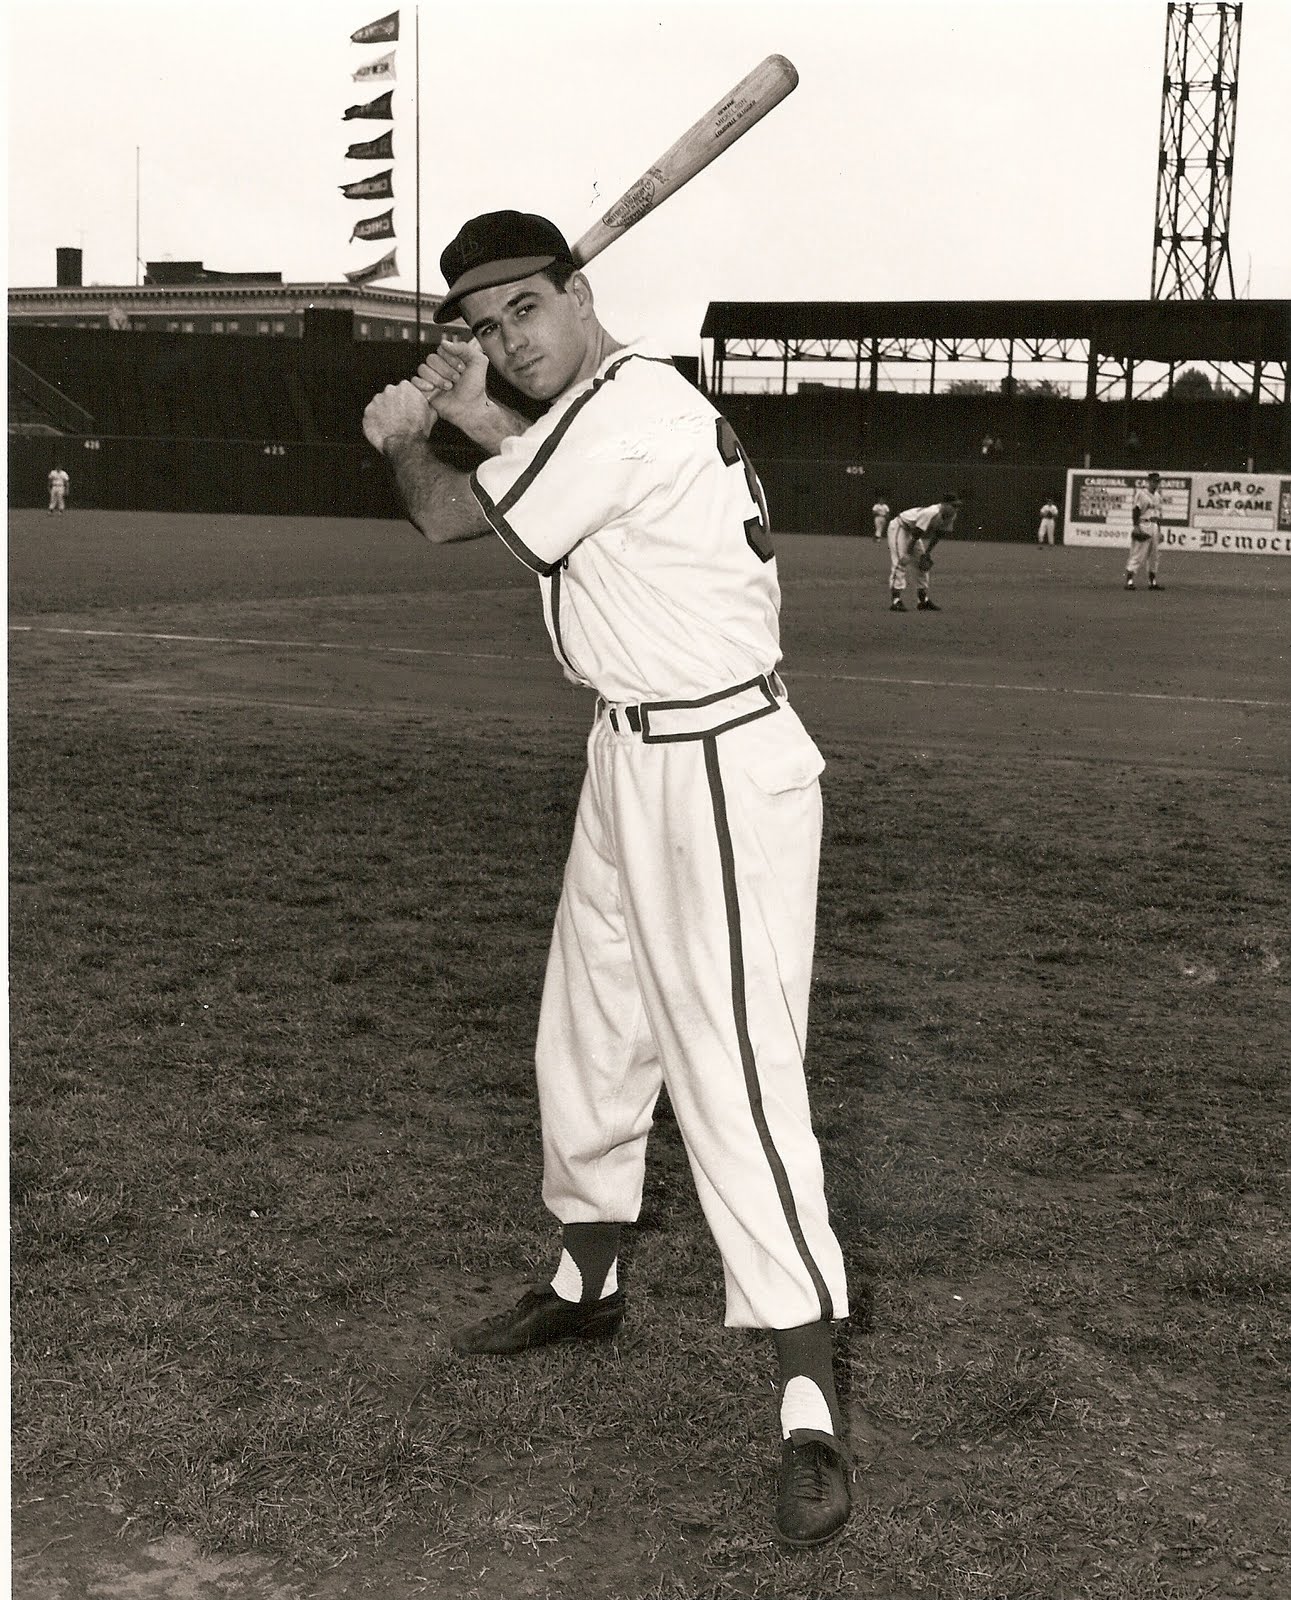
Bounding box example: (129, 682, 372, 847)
(569, 54, 799, 267)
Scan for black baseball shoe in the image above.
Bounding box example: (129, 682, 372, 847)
(1124, 576, 1135, 589)
(890, 596, 906, 611)
(450, 1286, 625, 1355)
(917, 597, 941, 611)
(1149, 577, 1163, 590)
(775, 1430, 851, 1547)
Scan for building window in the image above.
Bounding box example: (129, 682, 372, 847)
(227, 321, 239, 332)
(273, 321, 285, 334)
(182, 321, 194, 333)
(167, 321, 180, 331)
(359, 321, 370, 336)
(212, 321, 224, 333)
(402, 326, 412, 339)
(257, 321, 270, 334)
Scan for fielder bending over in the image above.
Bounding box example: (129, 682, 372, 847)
(888, 495, 961, 610)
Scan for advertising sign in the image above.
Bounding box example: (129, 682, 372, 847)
(1065, 469, 1291, 556)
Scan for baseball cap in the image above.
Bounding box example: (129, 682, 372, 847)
(434, 210, 575, 325)
(1147, 471, 1161, 481)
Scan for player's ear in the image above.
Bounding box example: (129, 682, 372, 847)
(569, 272, 594, 313)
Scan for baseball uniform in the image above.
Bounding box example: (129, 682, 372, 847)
(1037, 501, 1058, 544)
(47, 468, 69, 513)
(471, 340, 848, 1331)
(1126, 482, 1164, 584)
(872, 501, 890, 540)
(888, 502, 953, 602)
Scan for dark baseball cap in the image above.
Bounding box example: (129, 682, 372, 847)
(1147, 471, 1161, 481)
(434, 210, 575, 325)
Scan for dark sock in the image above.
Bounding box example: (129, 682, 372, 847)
(559, 1221, 621, 1303)
(773, 1320, 843, 1436)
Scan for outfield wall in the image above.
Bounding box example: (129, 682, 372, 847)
(8, 432, 1066, 539)
(1064, 469, 1291, 555)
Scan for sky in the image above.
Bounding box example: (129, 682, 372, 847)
(6, 0, 1291, 355)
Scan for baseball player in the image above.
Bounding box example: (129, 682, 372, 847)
(1036, 497, 1059, 545)
(362, 210, 851, 1548)
(872, 498, 890, 540)
(47, 466, 69, 514)
(1125, 471, 1164, 589)
(887, 495, 961, 610)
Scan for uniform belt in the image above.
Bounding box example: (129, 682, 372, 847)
(597, 671, 786, 743)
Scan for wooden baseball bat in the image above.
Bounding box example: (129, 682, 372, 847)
(569, 54, 799, 267)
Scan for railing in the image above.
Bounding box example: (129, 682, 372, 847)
(7, 354, 95, 433)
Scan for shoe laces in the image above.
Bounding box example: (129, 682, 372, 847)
(784, 1441, 835, 1503)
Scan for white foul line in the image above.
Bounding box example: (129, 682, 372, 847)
(9, 623, 1287, 711)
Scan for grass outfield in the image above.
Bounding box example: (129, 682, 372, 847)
(8, 509, 1291, 1600)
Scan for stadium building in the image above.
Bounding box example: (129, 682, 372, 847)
(8, 247, 439, 343)
(8, 246, 1289, 535)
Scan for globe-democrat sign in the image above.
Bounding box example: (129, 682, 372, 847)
(1064, 470, 1291, 555)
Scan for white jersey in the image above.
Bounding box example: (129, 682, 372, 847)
(48, 469, 69, 492)
(1039, 502, 1058, 521)
(1132, 486, 1163, 527)
(471, 340, 781, 704)
(898, 503, 951, 536)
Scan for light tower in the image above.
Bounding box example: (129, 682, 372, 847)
(1151, 1, 1243, 299)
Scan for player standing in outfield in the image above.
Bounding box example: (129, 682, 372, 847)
(1125, 470, 1164, 589)
(362, 211, 852, 1548)
(47, 466, 69, 514)
(872, 497, 890, 540)
(887, 494, 961, 611)
(1036, 497, 1059, 545)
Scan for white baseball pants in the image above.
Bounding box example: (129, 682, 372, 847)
(1126, 527, 1161, 579)
(888, 520, 928, 595)
(535, 678, 849, 1330)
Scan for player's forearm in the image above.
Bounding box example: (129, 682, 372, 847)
(450, 397, 531, 457)
(383, 438, 490, 543)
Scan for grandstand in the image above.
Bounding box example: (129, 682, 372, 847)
(8, 294, 1289, 533)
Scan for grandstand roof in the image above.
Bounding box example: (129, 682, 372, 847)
(700, 299, 1291, 364)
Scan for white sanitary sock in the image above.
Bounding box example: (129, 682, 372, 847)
(550, 1249, 619, 1303)
(779, 1374, 836, 1439)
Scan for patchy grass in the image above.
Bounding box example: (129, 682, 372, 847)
(8, 525, 1291, 1599)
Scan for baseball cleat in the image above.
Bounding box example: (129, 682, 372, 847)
(450, 1286, 625, 1355)
(917, 598, 941, 611)
(890, 597, 906, 611)
(1124, 576, 1135, 589)
(1149, 579, 1162, 589)
(775, 1430, 851, 1547)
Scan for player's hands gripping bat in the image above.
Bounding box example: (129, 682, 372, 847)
(569, 54, 799, 268)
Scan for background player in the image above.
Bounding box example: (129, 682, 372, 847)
(872, 497, 891, 540)
(362, 210, 852, 1548)
(1036, 496, 1059, 545)
(887, 494, 961, 610)
(1125, 470, 1164, 589)
(47, 465, 69, 514)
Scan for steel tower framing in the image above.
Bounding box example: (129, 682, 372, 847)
(1151, 1, 1243, 299)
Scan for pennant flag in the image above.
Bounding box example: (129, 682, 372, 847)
(351, 10, 398, 43)
(339, 168, 394, 200)
(343, 89, 393, 120)
(346, 246, 398, 285)
(353, 49, 395, 83)
(345, 129, 393, 161)
(350, 208, 395, 243)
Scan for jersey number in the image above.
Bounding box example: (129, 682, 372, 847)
(716, 417, 773, 563)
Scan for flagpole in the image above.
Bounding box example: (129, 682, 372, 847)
(135, 147, 141, 286)
(414, 4, 422, 343)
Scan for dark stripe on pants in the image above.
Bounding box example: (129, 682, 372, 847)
(702, 735, 834, 1323)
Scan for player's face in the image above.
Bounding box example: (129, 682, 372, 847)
(461, 272, 597, 400)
